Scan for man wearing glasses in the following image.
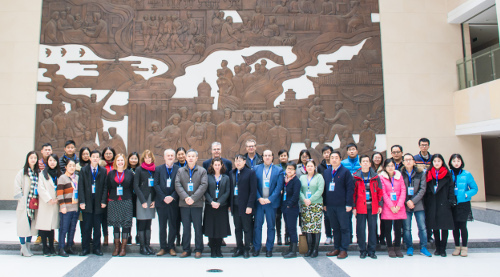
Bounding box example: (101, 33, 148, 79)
(414, 138, 432, 172)
(244, 139, 263, 170)
(390, 145, 404, 171)
(202, 141, 233, 173)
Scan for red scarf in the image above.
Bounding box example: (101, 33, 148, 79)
(141, 162, 156, 171)
(426, 167, 448, 182)
(105, 160, 114, 173)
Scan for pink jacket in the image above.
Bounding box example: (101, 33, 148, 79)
(379, 170, 407, 220)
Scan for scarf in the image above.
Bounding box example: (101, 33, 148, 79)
(47, 167, 57, 179)
(105, 160, 114, 173)
(80, 159, 90, 168)
(451, 167, 461, 176)
(285, 174, 296, 184)
(141, 162, 156, 171)
(26, 168, 38, 219)
(426, 166, 448, 182)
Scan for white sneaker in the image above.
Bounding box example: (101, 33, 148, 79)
(325, 237, 332, 245)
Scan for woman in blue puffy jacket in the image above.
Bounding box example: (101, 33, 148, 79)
(448, 154, 478, 257)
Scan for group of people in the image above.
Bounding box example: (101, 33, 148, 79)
(14, 137, 478, 259)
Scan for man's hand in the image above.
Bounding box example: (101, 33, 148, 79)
(406, 200, 415, 209)
(80, 204, 86, 210)
(346, 206, 352, 212)
(258, 198, 266, 205)
(164, 196, 174, 204)
(245, 207, 252, 214)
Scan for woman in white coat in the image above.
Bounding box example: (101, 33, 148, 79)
(14, 151, 40, 257)
(37, 154, 61, 256)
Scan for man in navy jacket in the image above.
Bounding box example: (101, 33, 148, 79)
(324, 150, 354, 259)
(253, 150, 284, 257)
(154, 149, 180, 256)
(202, 142, 233, 173)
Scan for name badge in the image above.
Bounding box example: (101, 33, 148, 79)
(166, 178, 171, 188)
(188, 182, 194, 192)
(148, 178, 154, 187)
(34, 187, 38, 195)
(117, 186, 123, 196)
(264, 181, 270, 188)
(365, 191, 371, 200)
(72, 191, 78, 204)
(234, 186, 238, 196)
(454, 187, 458, 195)
(92, 184, 96, 194)
(215, 189, 219, 199)
(329, 181, 335, 191)
(434, 185, 438, 193)
(306, 190, 312, 199)
(283, 192, 287, 201)
(390, 192, 397, 201)
(408, 187, 414, 196)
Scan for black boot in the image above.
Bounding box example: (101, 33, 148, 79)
(216, 239, 223, 257)
(284, 243, 298, 258)
(145, 230, 155, 255)
(305, 233, 313, 257)
(277, 234, 282, 245)
(311, 233, 321, 258)
(284, 233, 290, 246)
(281, 243, 292, 257)
(139, 231, 149, 255)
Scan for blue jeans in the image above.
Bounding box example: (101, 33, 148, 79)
(253, 204, 276, 251)
(403, 210, 427, 249)
(356, 207, 378, 254)
(59, 211, 79, 249)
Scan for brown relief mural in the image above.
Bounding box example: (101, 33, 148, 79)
(35, 0, 385, 162)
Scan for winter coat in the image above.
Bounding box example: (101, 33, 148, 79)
(424, 169, 455, 230)
(401, 166, 427, 212)
(451, 170, 478, 204)
(36, 173, 60, 230)
(14, 169, 38, 237)
(353, 168, 383, 215)
(379, 170, 407, 220)
(341, 156, 361, 175)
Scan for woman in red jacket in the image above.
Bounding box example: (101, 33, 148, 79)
(353, 155, 383, 259)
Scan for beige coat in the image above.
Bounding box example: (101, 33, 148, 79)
(14, 169, 38, 237)
(36, 173, 60, 230)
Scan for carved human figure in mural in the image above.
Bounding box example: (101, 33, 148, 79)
(81, 131, 99, 150)
(308, 97, 322, 121)
(146, 121, 163, 158)
(220, 60, 233, 80)
(358, 120, 376, 154)
(322, 0, 335, 15)
(83, 12, 108, 43)
(57, 11, 73, 31)
(217, 69, 239, 110)
(73, 13, 84, 30)
(232, 65, 244, 98)
(343, 0, 363, 33)
(202, 112, 216, 156)
(53, 102, 68, 148)
(252, 6, 265, 34)
(263, 16, 280, 37)
(87, 90, 115, 144)
(232, 123, 257, 155)
(158, 15, 172, 50)
(178, 107, 193, 148)
(326, 101, 353, 142)
(216, 108, 241, 158)
(65, 6, 75, 26)
(160, 113, 182, 150)
(260, 59, 269, 74)
(253, 64, 263, 79)
(305, 138, 322, 163)
(109, 127, 127, 155)
(99, 131, 111, 150)
(289, 0, 300, 13)
(66, 101, 86, 145)
(40, 109, 58, 147)
(211, 11, 224, 44)
(183, 12, 198, 52)
(272, 0, 289, 14)
(170, 15, 184, 50)
(267, 114, 292, 161)
(256, 111, 273, 143)
(299, 0, 315, 14)
(221, 16, 240, 44)
(186, 112, 206, 149)
(338, 130, 355, 158)
(42, 11, 59, 43)
(142, 15, 151, 51)
(242, 64, 256, 90)
(240, 111, 254, 133)
(76, 99, 90, 130)
(147, 15, 159, 51)
(314, 134, 329, 154)
(153, 15, 165, 52)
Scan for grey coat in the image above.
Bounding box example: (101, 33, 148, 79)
(175, 165, 208, 208)
(401, 166, 427, 212)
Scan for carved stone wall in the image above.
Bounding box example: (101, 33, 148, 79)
(35, 0, 385, 161)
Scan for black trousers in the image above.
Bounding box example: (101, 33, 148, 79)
(82, 212, 103, 251)
(157, 204, 179, 251)
(233, 205, 253, 251)
(382, 219, 403, 247)
(180, 207, 203, 253)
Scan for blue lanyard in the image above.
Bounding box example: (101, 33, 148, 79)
(435, 170, 439, 186)
(264, 166, 271, 179)
(451, 170, 461, 187)
(307, 175, 313, 189)
(216, 175, 221, 190)
(406, 169, 413, 186)
(420, 155, 429, 164)
(189, 166, 195, 181)
(92, 167, 98, 182)
(236, 170, 240, 184)
(250, 158, 254, 167)
(327, 164, 331, 169)
(166, 165, 173, 178)
(147, 170, 153, 178)
(390, 177, 395, 191)
(363, 172, 370, 183)
(117, 171, 124, 184)
(395, 163, 400, 170)
(70, 176, 78, 189)
(331, 167, 339, 180)
(52, 176, 57, 185)
(179, 161, 187, 167)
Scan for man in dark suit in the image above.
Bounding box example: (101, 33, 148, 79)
(202, 141, 233, 173)
(154, 149, 180, 257)
(253, 150, 284, 257)
(244, 139, 263, 170)
(230, 154, 257, 259)
(78, 150, 108, 256)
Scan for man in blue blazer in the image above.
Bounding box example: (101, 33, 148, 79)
(202, 142, 233, 173)
(253, 150, 284, 257)
(154, 149, 180, 257)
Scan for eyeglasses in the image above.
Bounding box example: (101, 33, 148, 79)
(419, 144, 429, 147)
(246, 145, 256, 148)
(403, 159, 413, 162)
(391, 151, 401, 154)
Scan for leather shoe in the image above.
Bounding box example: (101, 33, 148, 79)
(266, 251, 273, 257)
(326, 249, 340, 256)
(65, 246, 75, 255)
(79, 249, 90, 256)
(195, 252, 202, 259)
(232, 249, 244, 257)
(243, 250, 250, 259)
(180, 251, 191, 258)
(252, 249, 260, 257)
(337, 251, 348, 259)
(360, 251, 367, 259)
(58, 248, 69, 257)
(369, 253, 378, 259)
(169, 249, 177, 256)
(93, 249, 103, 256)
(156, 249, 167, 256)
